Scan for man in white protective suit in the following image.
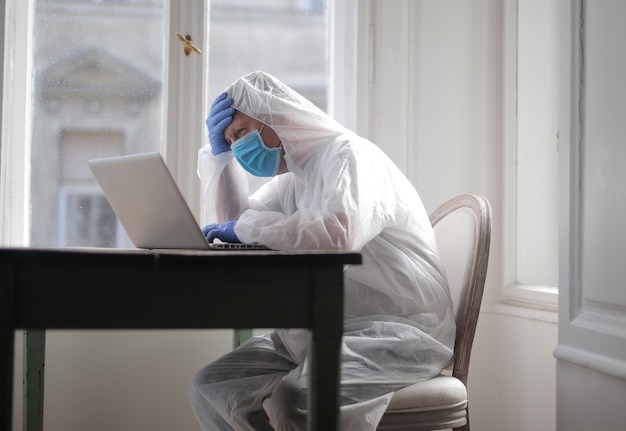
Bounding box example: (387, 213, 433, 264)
(189, 70, 456, 431)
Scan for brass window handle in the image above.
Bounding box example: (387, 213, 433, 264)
(175, 33, 202, 56)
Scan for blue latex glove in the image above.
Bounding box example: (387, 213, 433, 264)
(202, 220, 240, 243)
(206, 92, 235, 155)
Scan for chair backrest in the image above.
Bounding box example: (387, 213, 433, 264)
(429, 194, 491, 385)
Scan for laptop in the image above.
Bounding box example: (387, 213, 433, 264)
(88, 152, 268, 251)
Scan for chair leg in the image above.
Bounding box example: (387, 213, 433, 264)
(453, 405, 469, 431)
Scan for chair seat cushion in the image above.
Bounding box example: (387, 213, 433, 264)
(386, 375, 467, 413)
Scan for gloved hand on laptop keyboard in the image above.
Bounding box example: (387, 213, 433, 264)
(202, 220, 240, 243)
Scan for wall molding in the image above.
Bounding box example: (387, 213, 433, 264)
(501, 283, 558, 313)
(573, 306, 626, 340)
(487, 302, 558, 324)
(554, 344, 626, 381)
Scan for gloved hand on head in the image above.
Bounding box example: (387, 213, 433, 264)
(202, 220, 240, 243)
(206, 92, 235, 155)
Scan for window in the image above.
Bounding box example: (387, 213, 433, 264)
(58, 187, 124, 247)
(503, 0, 559, 310)
(1, 0, 330, 248)
(57, 129, 126, 247)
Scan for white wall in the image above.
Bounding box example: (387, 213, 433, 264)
(358, 2, 558, 431)
(9, 2, 563, 431)
(12, 330, 234, 431)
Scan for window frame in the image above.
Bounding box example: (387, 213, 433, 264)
(1, 0, 33, 246)
(163, 0, 208, 218)
(500, 0, 559, 317)
(2, 0, 559, 315)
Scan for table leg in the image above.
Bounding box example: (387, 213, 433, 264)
(307, 266, 344, 431)
(1, 262, 16, 431)
(1, 330, 14, 431)
(23, 330, 45, 431)
(233, 329, 254, 348)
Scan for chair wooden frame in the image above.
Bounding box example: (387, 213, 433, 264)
(377, 194, 492, 431)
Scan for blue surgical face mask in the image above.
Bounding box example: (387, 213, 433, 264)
(231, 125, 281, 177)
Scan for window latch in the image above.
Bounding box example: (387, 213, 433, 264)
(175, 33, 202, 56)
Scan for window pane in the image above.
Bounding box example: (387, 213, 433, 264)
(207, 0, 328, 111)
(516, 0, 559, 288)
(31, 0, 165, 247)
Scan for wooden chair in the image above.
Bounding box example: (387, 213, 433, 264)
(377, 194, 492, 431)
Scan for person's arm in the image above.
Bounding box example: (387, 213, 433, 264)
(236, 139, 384, 250)
(197, 146, 249, 224)
(197, 92, 249, 224)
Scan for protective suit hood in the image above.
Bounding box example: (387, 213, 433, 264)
(225, 71, 349, 171)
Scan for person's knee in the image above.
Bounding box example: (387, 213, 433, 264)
(265, 375, 307, 430)
(193, 360, 228, 387)
(188, 363, 221, 406)
(188, 370, 205, 409)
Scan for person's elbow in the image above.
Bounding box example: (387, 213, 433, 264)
(324, 213, 361, 250)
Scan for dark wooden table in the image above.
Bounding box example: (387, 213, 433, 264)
(0, 247, 360, 431)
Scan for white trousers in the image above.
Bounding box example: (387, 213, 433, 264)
(189, 330, 402, 431)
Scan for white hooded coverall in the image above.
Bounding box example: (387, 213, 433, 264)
(190, 71, 455, 431)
